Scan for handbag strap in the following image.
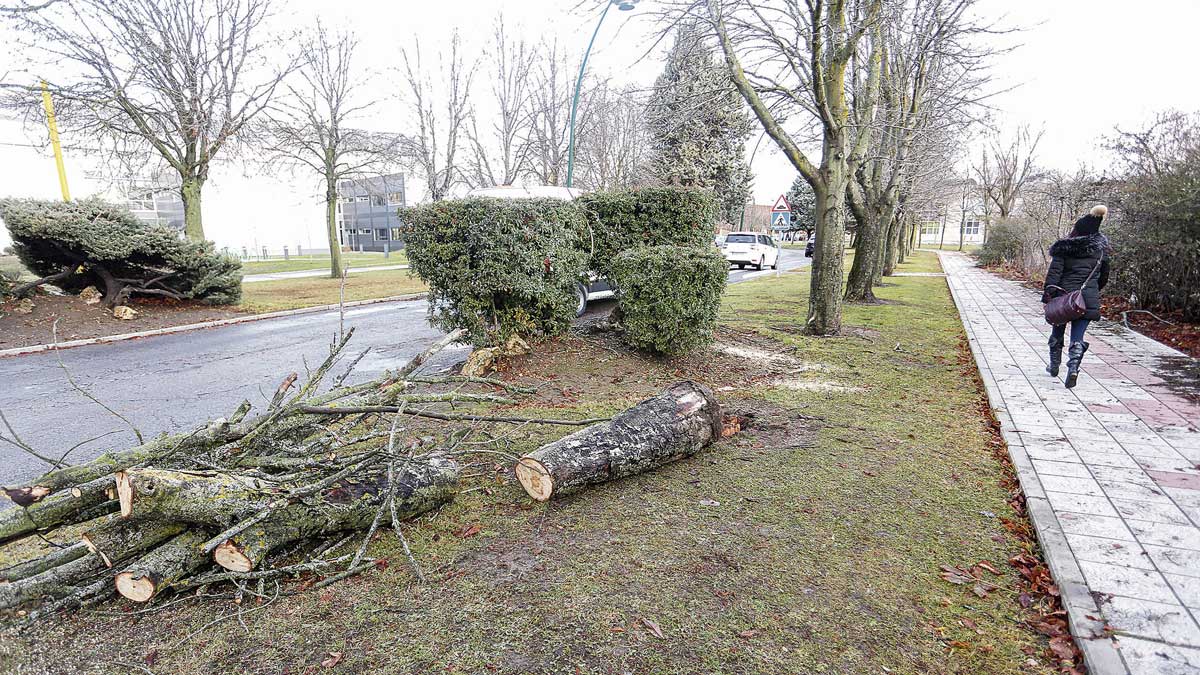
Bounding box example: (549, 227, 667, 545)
(1078, 258, 1102, 291)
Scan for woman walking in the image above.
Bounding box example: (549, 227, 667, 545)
(1042, 205, 1111, 388)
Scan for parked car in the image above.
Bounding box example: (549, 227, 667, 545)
(465, 185, 613, 317)
(721, 232, 780, 270)
(805, 237, 815, 257)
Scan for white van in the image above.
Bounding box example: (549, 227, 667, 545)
(721, 232, 780, 270)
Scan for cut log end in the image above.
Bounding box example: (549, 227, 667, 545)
(115, 472, 133, 518)
(114, 571, 158, 602)
(4, 485, 51, 507)
(213, 540, 253, 573)
(514, 458, 553, 502)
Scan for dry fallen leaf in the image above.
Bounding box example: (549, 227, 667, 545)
(456, 523, 482, 538)
(738, 629, 758, 639)
(640, 617, 665, 639)
(977, 561, 1003, 576)
(321, 651, 343, 668)
(1049, 636, 1077, 660)
(940, 564, 974, 585)
(698, 499, 721, 507)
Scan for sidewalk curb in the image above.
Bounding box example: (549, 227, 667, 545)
(0, 293, 428, 359)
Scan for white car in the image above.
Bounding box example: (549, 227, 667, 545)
(464, 185, 614, 316)
(722, 232, 780, 270)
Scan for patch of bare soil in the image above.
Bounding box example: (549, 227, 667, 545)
(0, 294, 245, 351)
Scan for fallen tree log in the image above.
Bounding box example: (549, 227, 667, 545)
(0, 519, 184, 610)
(0, 475, 114, 544)
(115, 530, 211, 602)
(514, 381, 723, 501)
(212, 456, 460, 572)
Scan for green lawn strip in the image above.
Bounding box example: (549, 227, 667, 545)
(239, 252, 407, 275)
(3, 251, 1055, 674)
(236, 268, 427, 313)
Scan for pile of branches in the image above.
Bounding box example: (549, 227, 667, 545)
(0, 328, 613, 624)
(1, 321, 728, 629)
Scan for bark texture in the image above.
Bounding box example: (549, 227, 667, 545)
(115, 530, 211, 602)
(515, 382, 722, 501)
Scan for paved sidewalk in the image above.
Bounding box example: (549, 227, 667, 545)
(940, 252, 1200, 675)
(242, 263, 409, 283)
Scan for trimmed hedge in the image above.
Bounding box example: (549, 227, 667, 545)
(577, 187, 719, 277)
(610, 245, 727, 355)
(399, 197, 590, 346)
(0, 198, 240, 305)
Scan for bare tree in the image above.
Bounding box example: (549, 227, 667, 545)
(465, 17, 536, 188)
(574, 83, 650, 190)
(399, 32, 476, 201)
(676, 0, 885, 335)
(5, 0, 294, 241)
(526, 40, 576, 187)
(974, 124, 1043, 220)
(263, 25, 398, 279)
(844, 0, 993, 302)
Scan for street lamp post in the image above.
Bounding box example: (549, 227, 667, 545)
(566, 0, 637, 188)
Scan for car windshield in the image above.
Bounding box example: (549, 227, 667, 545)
(726, 234, 756, 244)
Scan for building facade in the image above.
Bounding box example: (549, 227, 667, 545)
(125, 184, 186, 231)
(914, 179, 989, 248)
(336, 173, 406, 252)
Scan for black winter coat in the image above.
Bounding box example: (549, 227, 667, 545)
(1041, 233, 1111, 320)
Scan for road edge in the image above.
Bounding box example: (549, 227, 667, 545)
(0, 293, 428, 359)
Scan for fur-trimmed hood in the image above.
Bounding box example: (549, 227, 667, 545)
(1049, 232, 1110, 258)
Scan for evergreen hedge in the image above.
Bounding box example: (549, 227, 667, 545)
(399, 197, 590, 346)
(610, 245, 728, 355)
(0, 198, 240, 306)
(577, 187, 718, 277)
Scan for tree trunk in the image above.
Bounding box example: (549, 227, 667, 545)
(514, 382, 722, 501)
(326, 179, 343, 279)
(809, 155, 849, 335)
(882, 216, 900, 277)
(181, 176, 205, 242)
(845, 211, 882, 302)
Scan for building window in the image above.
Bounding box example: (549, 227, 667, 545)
(390, 228, 403, 240)
(963, 218, 982, 236)
(371, 195, 387, 207)
(920, 222, 940, 236)
(358, 228, 372, 235)
(355, 196, 369, 203)
(128, 191, 155, 211)
(387, 192, 404, 205)
(375, 229, 388, 241)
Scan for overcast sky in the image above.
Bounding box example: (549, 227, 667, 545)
(2, 0, 1199, 250)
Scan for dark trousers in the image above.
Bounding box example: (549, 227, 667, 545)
(1051, 319, 1090, 344)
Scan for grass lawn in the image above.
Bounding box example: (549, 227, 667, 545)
(5, 251, 1060, 674)
(239, 251, 407, 275)
(0, 254, 31, 281)
(237, 267, 427, 313)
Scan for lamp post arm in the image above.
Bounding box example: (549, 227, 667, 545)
(566, 1, 614, 188)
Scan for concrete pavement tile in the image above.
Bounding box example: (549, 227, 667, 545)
(1042, 474, 1105, 496)
(1124, 443, 1191, 460)
(1092, 465, 1159, 486)
(1137, 456, 1200, 475)
(1059, 511, 1137, 541)
(1143, 545, 1200, 578)
(1033, 458, 1094, 478)
(1129, 521, 1200, 551)
(1165, 574, 1200, 609)
(1147, 471, 1200, 491)
(1066, 533, 1155, 570)
(1110, 498, 1193, 526)
(1047, 491, 1120, 517)
(1079, 451, 1142, 469)
(1078, 559, 1179, 604)
(1099, 596, 1200, 646)
(1099, 479, 1173, 503)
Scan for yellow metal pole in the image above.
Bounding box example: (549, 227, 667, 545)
(40, 80, 70, 201)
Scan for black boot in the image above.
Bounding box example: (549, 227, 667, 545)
(1064, 341, 1086, 389)
(1047, 335, 1065, 377)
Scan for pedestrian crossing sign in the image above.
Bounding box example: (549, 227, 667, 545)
(772, 211, 791, 228)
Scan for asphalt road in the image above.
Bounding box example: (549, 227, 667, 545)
(0, 249, 808, 484)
